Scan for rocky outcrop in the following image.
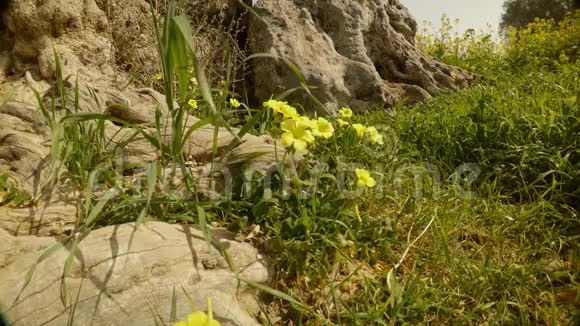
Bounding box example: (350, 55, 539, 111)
(0, 0, 299, 201)
(248, 0, 474, 112)
(1, 0, 473, 114)
(0, 222, 269, 326)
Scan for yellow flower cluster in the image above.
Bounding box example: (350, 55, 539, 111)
(229, 98, 241, 108)
(506, 13, 580, 67)
(336, 107, 383, 144)
(264, 100, 335, 151)
(336, 107, 353, 127)
(188, 99, 198, 109)
(264, 99, 300, 120)
(351, 124, 384, 145)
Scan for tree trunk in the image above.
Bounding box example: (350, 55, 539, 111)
(248, 0, 475, 113)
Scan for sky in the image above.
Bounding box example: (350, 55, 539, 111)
(402, 0, 505, 35)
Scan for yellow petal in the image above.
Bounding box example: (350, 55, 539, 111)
(280, 105, 299, 119)
(355, 168, 376, 188)
(367, 127, 378, 137)
(365, 177, 377, 187)
(281, 132, 296, 148)
(302, 130, 315, 144)
(187, 312, 209, 325)
(372, 134, 384, 145)
(293, 138, 308, 151)
(352, 124, 368, 138)
(337, 119, 349, 127)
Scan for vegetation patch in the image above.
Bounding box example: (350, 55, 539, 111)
(2, 2, 579, 325)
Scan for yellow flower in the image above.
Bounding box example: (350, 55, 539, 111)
(153, 73, 163, 80)
(172, 297, 220, 326)
(280, 118, 315, 151)
(367, 127, 384, 145)
(296, 115, 316, 130)
(311, 117, 335, 139)
(188, 67, 195, 74)
(188, 99, 198, 109)
(337, 119, 350, 127)
(280, 105, 299, 120)
(229, 98, 241, 108)
(450, 72, 457, 79)
(264, 100, 299, 120)
(367, 126, 378, 137)
(371, 133, 384, 145)
(263, 99, 280, 110)
(355, 168, 376, 188)
(339, 107, 353, 119)
(352, 124, 368, 138)
(183, 312, 220, 326)
(190, 77, 198, 87)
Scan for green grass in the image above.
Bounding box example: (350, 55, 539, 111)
(4, 4, 579, 325)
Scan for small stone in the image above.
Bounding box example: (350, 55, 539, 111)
(202, 257, 219, 270)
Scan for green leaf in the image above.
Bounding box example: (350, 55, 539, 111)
(84, 191, 116, 228)
(181, 117, 213, 149)
(238, 277, 317, 316)
(60, 236, 82, 305)
(170, 285, 177, 324)
(171, 15, 217, 113)
(197, 205, 211, 248)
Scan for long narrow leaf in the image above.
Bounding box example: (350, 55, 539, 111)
(84, 191, 116, 228)
(171, 16, 217, 113)
(197, 205, 211, 248)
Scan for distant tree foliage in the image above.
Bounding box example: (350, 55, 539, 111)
(500, 0, 576, 32)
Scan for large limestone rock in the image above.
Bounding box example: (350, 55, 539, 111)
(2, 0, 473, 114)
(248, 0, 474, 112)
(0, 0, 298, 204)
(0, 222, 269, 325)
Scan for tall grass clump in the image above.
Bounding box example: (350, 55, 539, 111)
(416, 15, 503, 75)
(417, 12, 580, 75)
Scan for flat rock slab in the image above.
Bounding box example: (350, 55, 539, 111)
(0, 222, 269, 326)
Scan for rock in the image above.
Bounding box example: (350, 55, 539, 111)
(0, 222, 269, 325)
(0, 198, 77, 237)
(0, 0, 299, 205)
(248, 0, 474, 112)
(0, 78, 298, 199)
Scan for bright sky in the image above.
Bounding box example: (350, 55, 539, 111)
(402, 0, 504, 35)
